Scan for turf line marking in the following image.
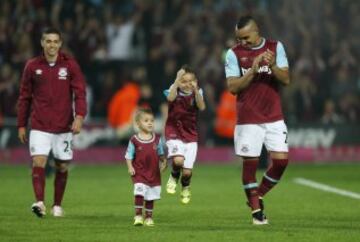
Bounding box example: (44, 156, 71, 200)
(293, 177, 360, 200)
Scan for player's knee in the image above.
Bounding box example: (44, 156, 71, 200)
(173, 156, 184, 166)
(54, 161, 69, 172)
(182, 169, 192, 177)
(32, 156, 47, 168)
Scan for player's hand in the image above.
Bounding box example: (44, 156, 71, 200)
(251, 53, 265, 73)
(175, 69, 186, 84)
(18, 127, 27, 144)
(191, 79, 198, 91)
(160, 160, 167, 172)
(128, 166, 135, 176)
(263, 49, 275, 67)
(71, 115, 84, 134)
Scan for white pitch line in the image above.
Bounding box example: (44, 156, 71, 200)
(293, 177, 360, 200)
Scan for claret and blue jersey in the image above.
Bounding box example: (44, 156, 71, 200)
(163, 87, 204, 143)
(125, 134, 165, 186)
(224, 38, 289, 125)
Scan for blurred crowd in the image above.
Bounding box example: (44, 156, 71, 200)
(0, 0, 359, 144)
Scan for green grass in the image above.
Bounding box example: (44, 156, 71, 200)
(0, 163, 360, 242)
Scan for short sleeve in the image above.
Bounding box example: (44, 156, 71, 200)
(198, 88, 204, 97)
(157, 137, 165, 156)
(163, 84, 175, 98)
(276, 41, 289, 68)
(124, 141, 135, 160)
(224, 49, 241, 78)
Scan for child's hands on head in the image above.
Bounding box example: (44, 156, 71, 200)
(191, 79, 198, 91)
(176, 68, 185, 79)
(175, 68, 186, 84)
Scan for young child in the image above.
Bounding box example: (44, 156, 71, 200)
(164, 65, 206, 204)
(125, 108, 167, 226)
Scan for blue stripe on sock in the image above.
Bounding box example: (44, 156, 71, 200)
(244, 183, 258, 189)
(264, 173, 279, 183)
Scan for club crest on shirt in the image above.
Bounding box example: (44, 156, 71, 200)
(30, 146, 35, 153)
(172, 146, 178, 153)
(241, 144, 249, 153)
(58, 67, 68, 79)
(35, 69, 42, 75)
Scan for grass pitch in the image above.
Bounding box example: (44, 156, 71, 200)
(0, 163, 359, 242)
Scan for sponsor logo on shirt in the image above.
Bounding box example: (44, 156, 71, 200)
(241, 65, 272, 75)
(58, 67, 68, 80)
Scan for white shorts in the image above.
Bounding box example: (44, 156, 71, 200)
(234, 120, 288, 157)
(166, 139, 198, 169)
(29, 130, 73, 160)
(134, 183, 161, 201)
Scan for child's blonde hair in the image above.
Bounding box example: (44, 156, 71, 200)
(134, 107, 154, 123)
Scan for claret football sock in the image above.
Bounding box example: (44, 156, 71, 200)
(32, 167, 46, 202)
(135, 195, 144, 216)
(171, 163, 181, 180)
(181, 174, 192, 187)
(145, 200, 154, 218)
(258, 158, 288, 197)
(54, 170, 68, 206)
(242, 159, 260, 211)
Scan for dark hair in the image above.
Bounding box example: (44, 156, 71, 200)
(42, 27, 62, 39)
(135, 107, 153, 122)
(181, 64, 196, 75)
(236, 15, 254, 29)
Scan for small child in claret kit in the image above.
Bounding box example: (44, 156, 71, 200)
(164, 65, 206, 204)
(125, 108, 167, 226)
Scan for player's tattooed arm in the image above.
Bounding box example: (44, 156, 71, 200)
(167, 68, 185, 102)
(227, 53, 264, 94)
